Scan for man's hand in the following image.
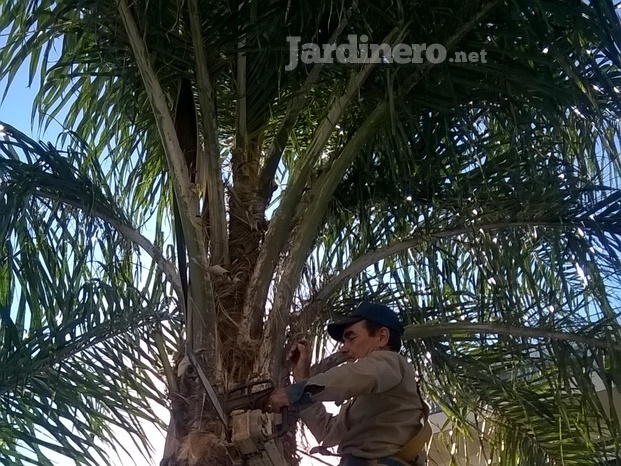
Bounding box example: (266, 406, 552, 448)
(262, 388, 290, 413)
(287, 339, 311, 380)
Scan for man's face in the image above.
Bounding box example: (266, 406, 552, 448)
(339, 320, 388, 361)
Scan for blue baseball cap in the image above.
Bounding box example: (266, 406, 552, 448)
(327, 302, 404, 341)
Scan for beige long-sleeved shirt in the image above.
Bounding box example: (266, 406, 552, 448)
(288, 350, 425, 459)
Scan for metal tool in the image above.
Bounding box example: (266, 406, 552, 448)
(225, 379, 289, 440)
(185, 343, 228, 427)
(185, 344, 288, 465)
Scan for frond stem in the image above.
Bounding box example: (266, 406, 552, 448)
(242, 27, 400, 347)
(403, 321, 621, 352)
(187, 0, 229, 265)
(302, 221, 589, 329)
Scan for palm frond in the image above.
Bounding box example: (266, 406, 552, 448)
(0, 126, 180, 466)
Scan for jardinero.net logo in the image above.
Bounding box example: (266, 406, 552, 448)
(285, 35, 488, 71)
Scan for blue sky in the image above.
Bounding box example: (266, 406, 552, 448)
(0, 34, 67, 140)
(0, 60, 38, 133)
(0, 34, 170, 466)
(0, 34, 333, 466)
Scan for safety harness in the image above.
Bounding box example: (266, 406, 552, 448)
(310, 415, 432, 466)
(371, 417, 432, 465)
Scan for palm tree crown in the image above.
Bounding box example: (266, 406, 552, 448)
(1, 0, 621, 465)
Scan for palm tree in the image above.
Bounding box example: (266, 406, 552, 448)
(1, 0, 621, 465)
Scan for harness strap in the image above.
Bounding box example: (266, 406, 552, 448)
(367, 456, 412, 466)
(310, 420, 432, 465)
(393, 418, 432, 462)
(310, 408, 433, 465)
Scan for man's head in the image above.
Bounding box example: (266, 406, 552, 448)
(326, 303, 403, 360)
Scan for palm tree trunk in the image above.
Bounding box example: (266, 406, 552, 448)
(159, 79, 280, 465)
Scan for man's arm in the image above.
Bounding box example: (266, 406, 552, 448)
(280, 379, 340, 444)
(266, 351, 404, 446)
(266, 382, 338, 444)
(266, 351, 404, 411)
(302, 351, 404, 403)
(297, 403, 336, 444)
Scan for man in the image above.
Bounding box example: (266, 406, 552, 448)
(264, 302, 429, 466)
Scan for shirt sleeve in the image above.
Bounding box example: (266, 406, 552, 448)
(303, 351, 404, 403)
(284, 380, 313, 410)
(284, 381, 338, 444)
(298, 403, 338, 444)
(284, 352, 406, 446)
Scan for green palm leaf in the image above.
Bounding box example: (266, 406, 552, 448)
(0, 125, 180, 466)
(2, 0, 621, 464)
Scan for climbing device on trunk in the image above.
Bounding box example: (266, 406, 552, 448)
(186, 344, 288, 465)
